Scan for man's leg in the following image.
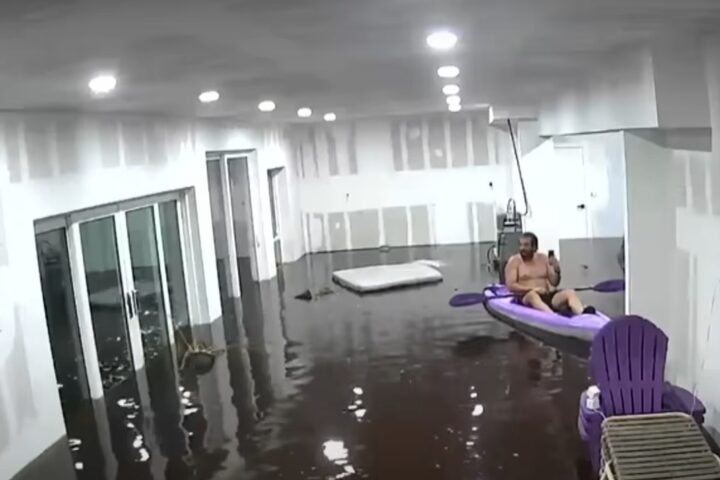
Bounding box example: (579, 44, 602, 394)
(522, 290, 554, 313)
(551, 289, 584, 315)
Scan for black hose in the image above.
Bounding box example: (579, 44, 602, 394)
(507, 119, 529, 216)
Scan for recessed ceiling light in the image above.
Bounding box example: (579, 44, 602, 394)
(442, 84, 460, 96)
(324, 112, 337, 122)
(258, 100, 276, 112)
(88, 74, 117, 95)
(427, 31, 458, 51)
(449, 103, 462, 112)
(297, 107, 312, 118)
(437, 65, 460, 79)
(198, 90, 220, 103)
(446, 95, 461, 105)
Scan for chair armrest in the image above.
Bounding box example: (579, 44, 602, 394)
(579, 391, 604, 440)
(663, 382, 705, 422)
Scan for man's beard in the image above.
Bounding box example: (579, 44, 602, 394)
(520, 251, 534, 261)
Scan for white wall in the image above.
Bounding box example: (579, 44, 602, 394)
(624, 34, 720, 436)
(291, 111, 513, 252)
(653, 38, 712, 129)
(0, 112, 294, 479)
(539, 46, 658, 136)
(513, 132, 626, 257)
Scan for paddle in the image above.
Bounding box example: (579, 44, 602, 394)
(449, 278, 625, 308)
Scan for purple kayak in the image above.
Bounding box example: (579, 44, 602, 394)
(483, 284, 611, 341)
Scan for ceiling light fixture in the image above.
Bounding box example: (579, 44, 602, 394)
(88, 74, 117, 95)
(437, 65, 460, 79)
(198, 90, 220, 103)
(258, 100, 276, 112)
(449, 103, 462, 112)
(442, 84, 460, 96)
(446, 95, 461, 105)
(426, 31, 458, 51)
(323, 112, 337, 122)
(297, 107, 312, 118)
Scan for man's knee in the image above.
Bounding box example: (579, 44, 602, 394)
(560, 289, 578, 299)
(523, 290, 541, 304)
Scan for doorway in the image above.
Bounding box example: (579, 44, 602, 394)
(522, 144, 590, 255)
(35, 192, 196, 477)
(206, 153, 259, 300)
(267, 167, 283, 267)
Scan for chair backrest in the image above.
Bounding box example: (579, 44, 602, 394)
(589, 315, 668, 416)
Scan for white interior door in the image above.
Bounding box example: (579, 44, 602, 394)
(553, 145, 590, 239)
(521, 143, 589, 256)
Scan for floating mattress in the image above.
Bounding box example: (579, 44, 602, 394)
(333, 261, 443, 293)
(483, 284, 610, 342)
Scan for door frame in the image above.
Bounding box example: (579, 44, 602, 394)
(206, 150, 267, 295)
(35, 189, 197, 400)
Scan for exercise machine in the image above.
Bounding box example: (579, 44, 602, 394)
(487, 199, 524, 282)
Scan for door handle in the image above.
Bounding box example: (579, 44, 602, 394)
(577, 203, 586, 210)
(131, 290, 139, 317)
(125, 292, 134, 318)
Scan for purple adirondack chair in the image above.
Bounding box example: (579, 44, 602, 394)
(577, 315, 706, 474)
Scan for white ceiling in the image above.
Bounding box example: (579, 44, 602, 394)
(1, 0, 720, 121)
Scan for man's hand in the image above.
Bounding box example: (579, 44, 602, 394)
(545, 254, 561, 287)
(548, 256, 561, 272)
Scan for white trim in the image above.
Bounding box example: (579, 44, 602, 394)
(444, 118, 453, 168)
(18, 120, 29, 182)
(177, 195, 200, 325)
(115, 212, 146, 372)
(406, 206, 413, 245)
(67, 221, 104, 400)
(377, 209, 385, 248)
(466, 117, 474, 166)
(219, 154, 242, 296)
(49, 122, 60, 177)
(344, 212, 353, 251)
(421, 119, 431, 170)
(399, 121, 409, 171)
(153, 203, 176, 352)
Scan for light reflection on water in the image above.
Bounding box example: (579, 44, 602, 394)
(62, 246, 608, 480)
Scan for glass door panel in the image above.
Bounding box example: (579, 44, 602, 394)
(228, 156, 258, 282)
(36, 228, 105, 478)
(80, 216, 150, 473)
(158, 200, 192, 356)
(79, 217, 136, 393)
(125, 207, 172, 367)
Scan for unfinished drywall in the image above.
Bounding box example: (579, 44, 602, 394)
(623, 35, 720, 440)
(0, 112, 299, 479)
(292, 111, 512, 252)
(539, 46, 658, 135)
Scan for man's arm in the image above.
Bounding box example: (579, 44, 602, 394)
(545, 254, 561, 287)
(504, 257, 534, 295)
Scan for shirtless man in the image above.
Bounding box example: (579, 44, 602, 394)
(504, 232, 594, 315)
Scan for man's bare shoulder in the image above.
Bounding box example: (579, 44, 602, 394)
(507, 254, 521, 265)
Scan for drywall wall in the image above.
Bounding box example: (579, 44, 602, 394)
(539, 46, 658, 136)
(0, 112, 297, 479)
(292, 111, 513, 252)
(624, 35, 720, 439)
(555, 132, 627, 239)
(513, 131, 626, 259)
(540, 42, 712, 136)
(624, 131, 720, 430)
(653, 39, 712, 129)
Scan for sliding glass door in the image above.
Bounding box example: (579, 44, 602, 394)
(35, 192, 196, 477)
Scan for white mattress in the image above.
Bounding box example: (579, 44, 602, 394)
(333, 261, 443, 293)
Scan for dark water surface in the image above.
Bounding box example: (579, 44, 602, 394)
(67, 245, 618, 480)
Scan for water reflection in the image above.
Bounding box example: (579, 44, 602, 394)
(60, 245, 602, 480)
